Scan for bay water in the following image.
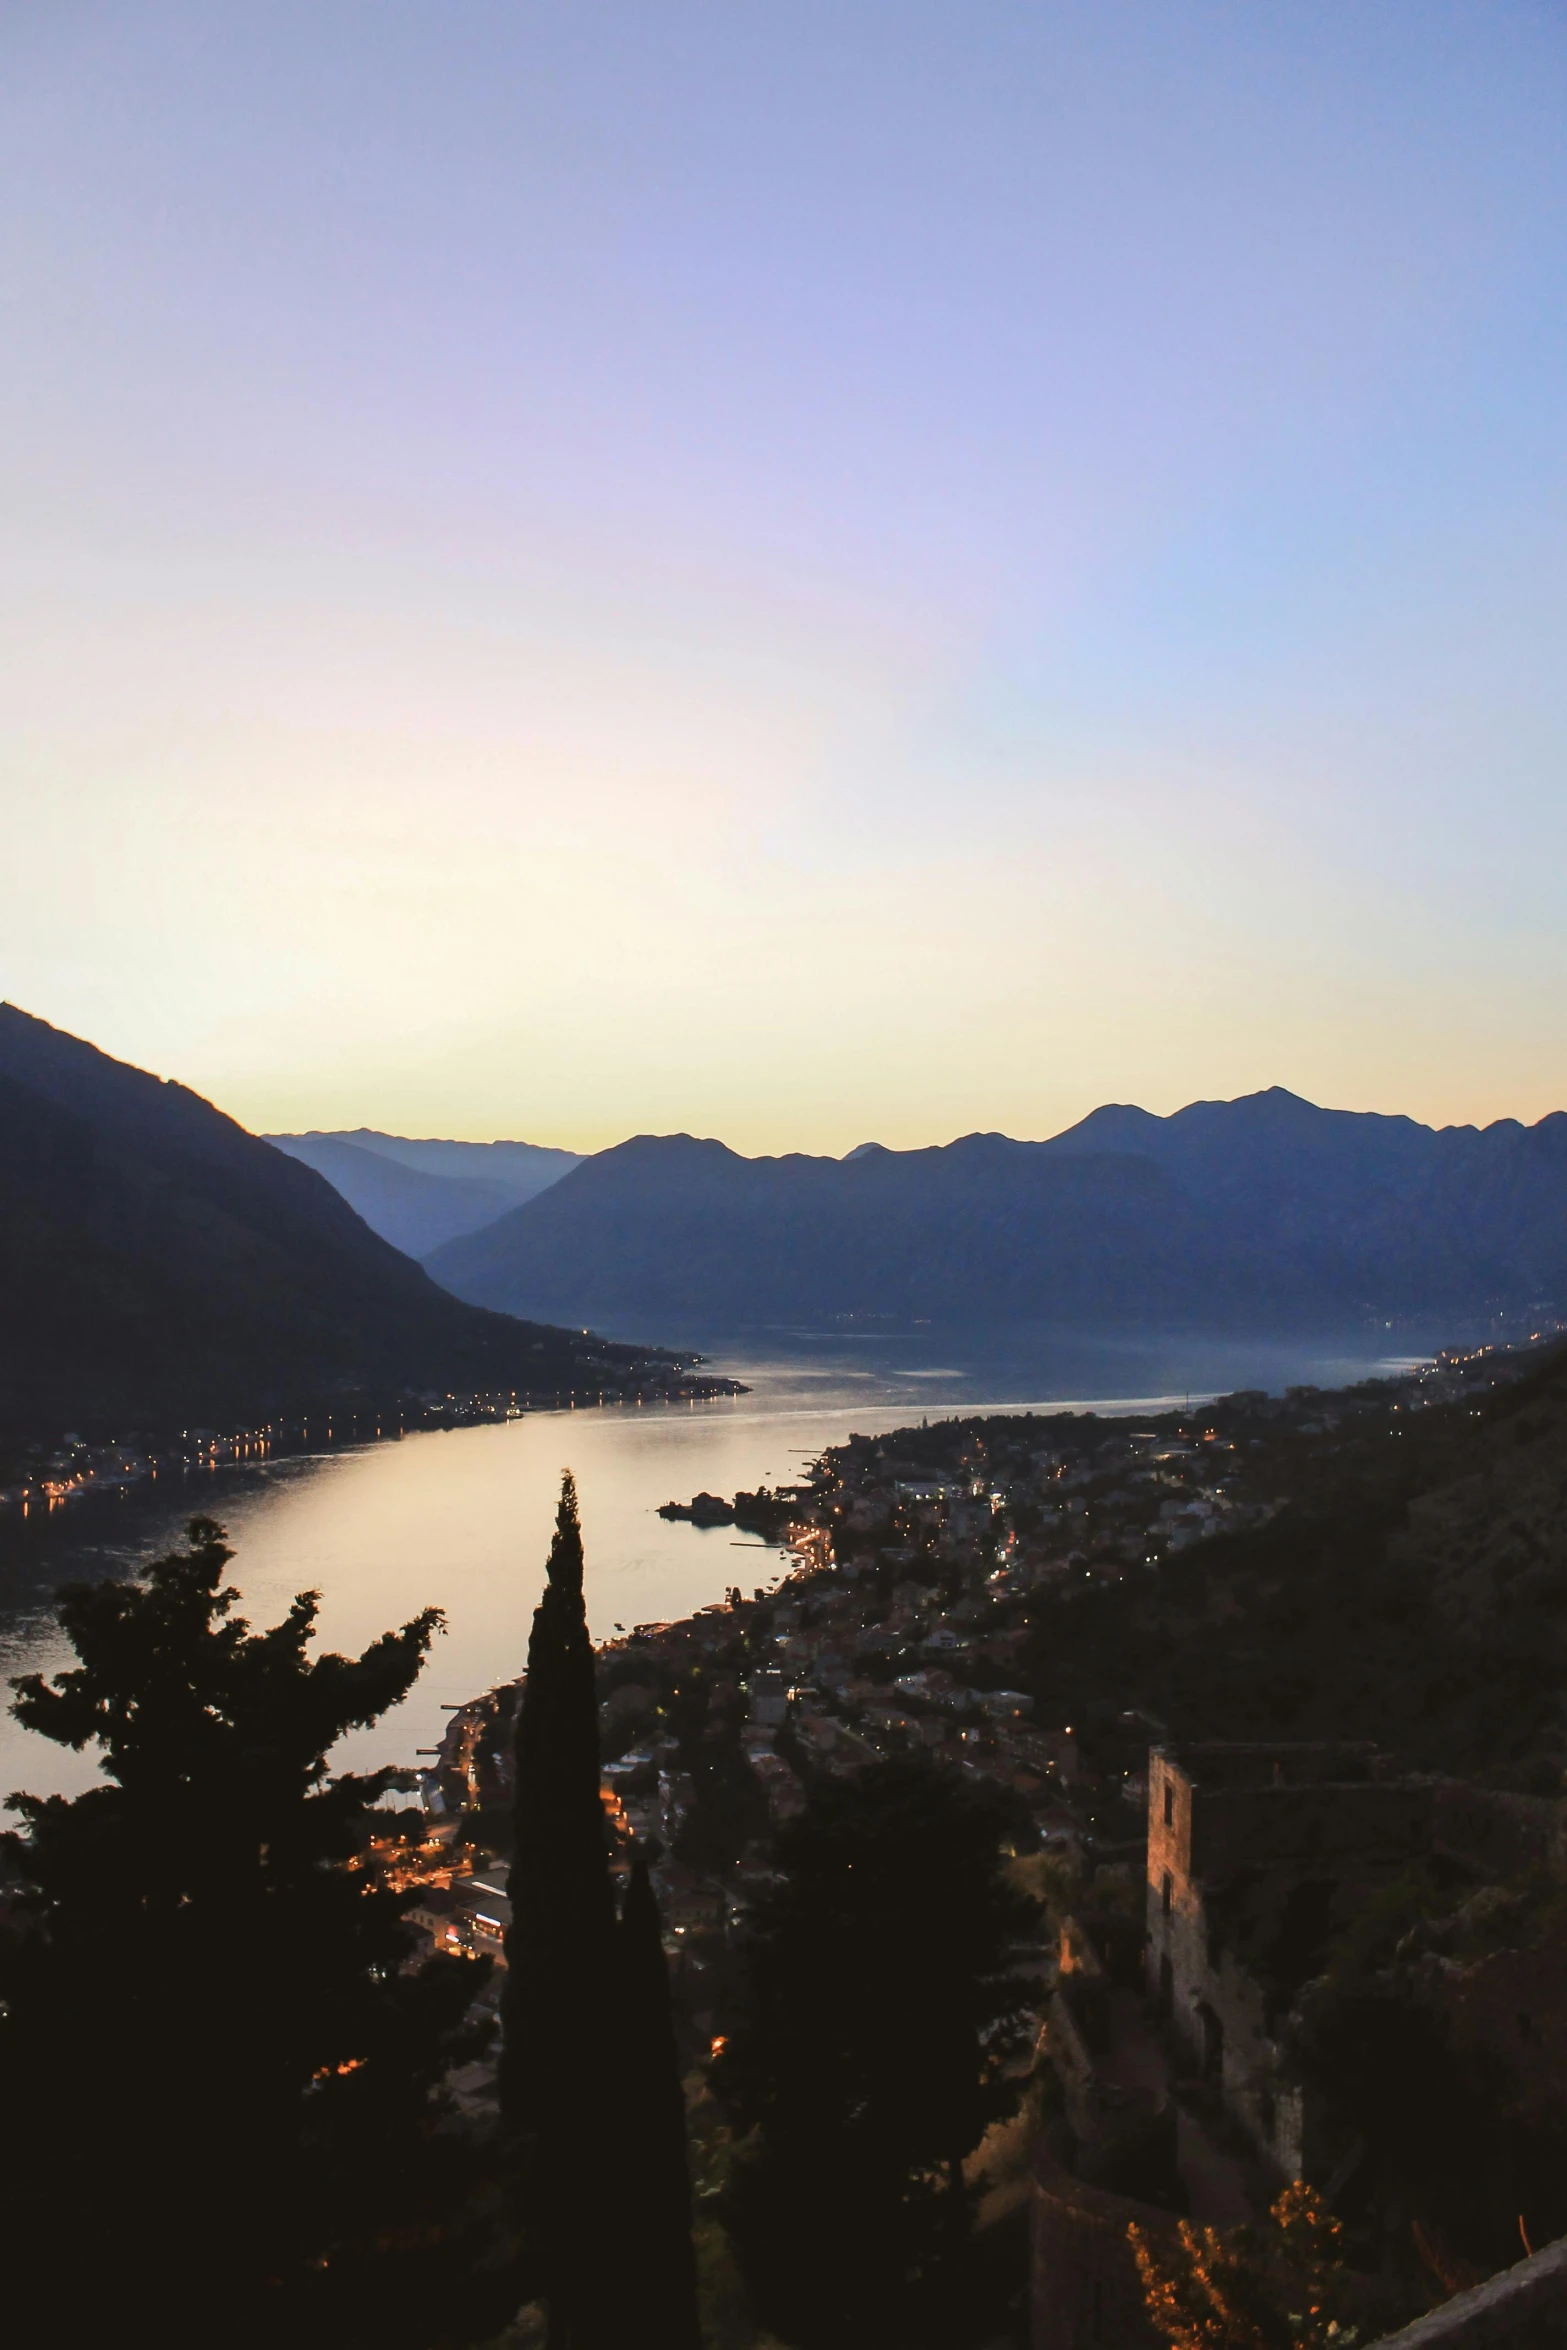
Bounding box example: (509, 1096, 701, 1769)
(0, 1325, 1421, 1810)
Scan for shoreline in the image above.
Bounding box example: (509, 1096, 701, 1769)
(0, 1369, 750, 1520)
(412, 1328, 1564, 1826)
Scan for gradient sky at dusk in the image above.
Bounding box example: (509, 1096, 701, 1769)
(3, 2, 1565, 1152)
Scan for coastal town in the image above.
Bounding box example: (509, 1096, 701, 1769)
(331, 1334, 1567, 2344)
(400, 1340, 1537, 1964)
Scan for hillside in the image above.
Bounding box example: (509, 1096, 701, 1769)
(1012, 1339, 1567, 1786)
(790, 1335, 1567, 1785)
(425, 1093, 1567, 1338)
(0, 1006, 684, 1436)
(267, 1130, 579, 1257)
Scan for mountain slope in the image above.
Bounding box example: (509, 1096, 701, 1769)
(426, 1128, 1318, 1334)
(265, 1134, 533, 1256)
(0, 1006, 675, 1434)
(1043, 1087, 1567, 1303)
(425, 1094, 1567, 1337)
(1016, 1333, 1567, 1782)
(267, 1131, 580, 1256)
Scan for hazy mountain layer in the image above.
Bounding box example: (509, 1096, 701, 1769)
(266, 1131, 576, 1257)
(0, 1006, 664, 1435)
(425, 1090, 1567, 1338)
(318, 1130, 581, 1187)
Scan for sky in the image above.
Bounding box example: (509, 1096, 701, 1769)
(3, 0, 1565, 1155)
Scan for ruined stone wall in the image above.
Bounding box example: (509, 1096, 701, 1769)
(1144, 1756, 1431, 1988)
(1188, 1943, 1301, 2175)
(1188, 1782, 1436, 1879)
(1145, 1749, 1197, 2012)
(1147, 1745, 1430, 1881)
(1150, 1742, 1383, 1792)
(1030, 2146, 1175, 2350)
(1144, 1749, 1433, 2177)
(1433, 1782, 1564, 1880)
(1437, 1918, 1567, 2136)
(1143, 1881, 1300, 2174)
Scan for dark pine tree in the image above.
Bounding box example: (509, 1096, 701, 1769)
(502, 1471, 620, 2347)
(0, 1517, 488, 2350)
(614, 1851, 703, 2349)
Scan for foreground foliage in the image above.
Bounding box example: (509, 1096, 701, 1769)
(0, 1519, 490, 2348)
(717, 1758, 1039, 2347)
(1130, 2183, 1358, 2350)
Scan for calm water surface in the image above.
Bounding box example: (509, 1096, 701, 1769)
(0, 1326, 1421, 1808)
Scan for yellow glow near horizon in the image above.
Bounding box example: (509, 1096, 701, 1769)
(4, 4, 1566, 1150)
(7, 540, 1562, 1150)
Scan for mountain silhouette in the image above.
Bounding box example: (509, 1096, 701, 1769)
(0, 1005, 670, 1435)
(424, 1091, 1567, 1339)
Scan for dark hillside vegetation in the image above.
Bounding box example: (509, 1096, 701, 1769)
(1018, 1341, 1567, 1787)
(0, 1004, 685, 1436)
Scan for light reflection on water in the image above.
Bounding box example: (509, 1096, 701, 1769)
(0, 1326, 1424, 1809)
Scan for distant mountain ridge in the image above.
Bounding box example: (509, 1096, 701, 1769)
(266, 1130, 579, 1257)
(0, 1006, 672, 1436)
(425, 1089, 1567, 1339)
(325, 1130, 581, 1185)
(1042, 1089, 1567, 1303)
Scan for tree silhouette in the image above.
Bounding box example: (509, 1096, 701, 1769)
(0, 1517, 483, 2349)
(718, 1757, 1039, 2347)
(614, 1850, 703, 2348)
(502, 1473, 701, 2348)
(502, 1472, 618, 2345)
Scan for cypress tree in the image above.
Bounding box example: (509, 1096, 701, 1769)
(614, 1852, 704, 2350)
(502, 1472, 619, 2347)
(502, 1473, 703, 2347)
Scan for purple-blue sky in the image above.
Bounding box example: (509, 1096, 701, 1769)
(3, 1, 1565, 1150)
